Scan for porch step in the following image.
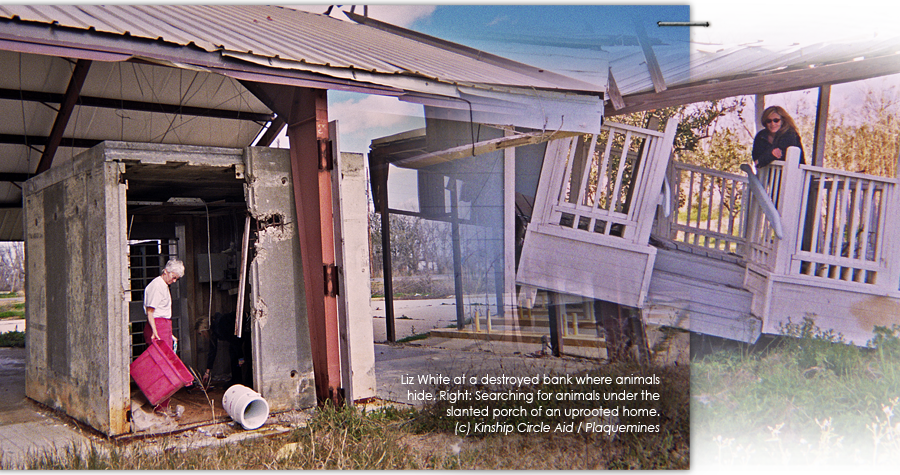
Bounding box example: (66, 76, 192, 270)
(653, 247, 747, 289)
(646, 265, 760, 343)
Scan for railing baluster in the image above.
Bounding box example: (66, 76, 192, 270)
(685, 169, 696, 242)
(705, 175, 715, 248)
(823, 174, 839, 262)
(576, 133, 600, 207)
(714, 178, 726, 250)
(557, 137, 580, 204)
(848, 178, 864, 282)
(609, 132, 633, 215)
(874, 185, 889, 265)
(797, 170, 814, 275)
(810, 173, 827, 276)
(693, 174, 705, 246)
(595, 130, 614, 214)
(727, 180, 737, 253)
(859, 180, 876, 266)
(836, 175, 852, 280)
(739, 181, 750, 257)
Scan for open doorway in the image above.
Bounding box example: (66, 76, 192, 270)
(123, 158, 256, 428)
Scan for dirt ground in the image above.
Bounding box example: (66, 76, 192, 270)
(128, 383, 232, 433)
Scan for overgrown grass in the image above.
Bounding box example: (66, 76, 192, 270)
(8, 363, 690, 470)
(692, 317, 900, 465)
(406, 361, 690, 469)
(0, 302, 24, 319)
(10, 405, 420, 470)
(396, 332, 430, 344)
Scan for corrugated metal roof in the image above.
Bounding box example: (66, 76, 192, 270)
(609, 36, 900, 97)
(0, 4, 610, 241)
(0, 4, 602, 94)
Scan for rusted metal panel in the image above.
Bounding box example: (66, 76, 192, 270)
(286, 88, 343, 404)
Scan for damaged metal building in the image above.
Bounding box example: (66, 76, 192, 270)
(0, 5, 605, 435)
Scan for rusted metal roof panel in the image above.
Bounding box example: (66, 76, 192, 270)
(0, 4, 602, 93)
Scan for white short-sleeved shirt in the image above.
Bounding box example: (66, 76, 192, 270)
(143, 275, 173, 319)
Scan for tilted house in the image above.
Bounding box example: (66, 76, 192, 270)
(372, 30, 900, 354)
(591, 36, 900, 346)
(518, 5, 900, 345)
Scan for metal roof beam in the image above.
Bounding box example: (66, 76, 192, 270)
(254, 116, 286, 147)
(36, 59, 91, 174)
(0, 133, 100, 149)
(606, 53, 900, 116)
(0, 88, 273, 122)
(0, 173, 33, 183)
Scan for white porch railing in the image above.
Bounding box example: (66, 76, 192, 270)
(541, 121, 677, 245)
(745, 161, 785, 270)
(663, 146, 900, 291)
(670, 161, 749, 254)
(517, 120, 677, 308)
(792, 164, 898, 286)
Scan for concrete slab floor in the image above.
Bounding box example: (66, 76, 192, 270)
(0, 347, 92, 468)
(371, 298, 460, 342)
(0, 345, 312, 469)
(370, 298, 690, 366)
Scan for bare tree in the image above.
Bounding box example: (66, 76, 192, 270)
(0, 242, 24, 292)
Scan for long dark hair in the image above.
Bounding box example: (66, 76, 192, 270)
(760, 105, 799, 137)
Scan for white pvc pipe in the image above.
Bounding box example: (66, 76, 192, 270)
(222, 384, 269, 430)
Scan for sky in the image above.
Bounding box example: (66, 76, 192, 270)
(277, 4, 694, 153)
(275, 5, 692, 207)
(274, 3, 900, 208)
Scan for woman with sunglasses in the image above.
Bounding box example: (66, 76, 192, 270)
(751, 105, 805, 168)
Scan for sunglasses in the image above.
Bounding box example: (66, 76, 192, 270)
(764, 118, 782, 125)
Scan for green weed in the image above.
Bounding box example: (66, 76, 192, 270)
(693, 318, 900, 465)
(0, 330, 24, 347)
(10, 371, 690, 470)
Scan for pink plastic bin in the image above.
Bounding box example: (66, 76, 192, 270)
(130, 339, 194, 406)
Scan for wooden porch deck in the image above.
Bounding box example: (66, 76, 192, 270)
(418, 120, 900, 348)
(513, 121, 900, 346)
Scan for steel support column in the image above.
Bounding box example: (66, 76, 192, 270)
(547, 292, 563, 357)
(449, 177, 466, 330)
(286, 88, 342, 404)
(369, 155, 396, 342)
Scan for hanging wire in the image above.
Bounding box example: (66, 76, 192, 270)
(159, 68, 198, 143)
